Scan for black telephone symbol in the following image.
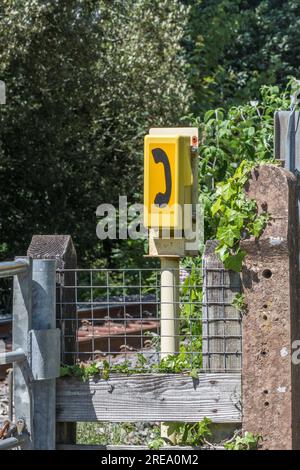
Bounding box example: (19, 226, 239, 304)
(152, 148, 172, 208)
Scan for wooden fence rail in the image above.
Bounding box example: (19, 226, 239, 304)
(56, 373, 241, 424)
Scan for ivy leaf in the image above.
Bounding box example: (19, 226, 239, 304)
(225, 208, 247, 228)
(211, 197, 223, 216)
(190, 368, 198, 379)
(223, 250, 246, 272)
(215, 244, 230, 262)
(148, 438, 165, 450)
(216, 225, 240, 248)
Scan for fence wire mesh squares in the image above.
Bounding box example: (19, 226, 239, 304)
(56, 266, 242, 373)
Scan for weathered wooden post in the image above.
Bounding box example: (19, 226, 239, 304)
(241, 164, 300, 449)
(28, 235, 77, 447)
(202, 241, 242, 441)
(202, 240, 241, 372)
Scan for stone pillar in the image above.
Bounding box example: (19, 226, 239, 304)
(241, 164, 300, 450)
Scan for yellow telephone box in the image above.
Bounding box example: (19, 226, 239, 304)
(144, 134, 193, 229)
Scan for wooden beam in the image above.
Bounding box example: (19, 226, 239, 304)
(56, 373, 241, 424)
(57, 444, 225, 450)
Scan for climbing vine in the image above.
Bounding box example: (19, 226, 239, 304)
(224, 431, 262, 450)
(211, 160, 271, 271)
(185, 82, 294, 270)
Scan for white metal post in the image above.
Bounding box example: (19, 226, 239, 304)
(160, 257, 180, 358)
(160, 256, 180, 442)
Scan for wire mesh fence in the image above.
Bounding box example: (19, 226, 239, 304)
(56, 266, 242, 372)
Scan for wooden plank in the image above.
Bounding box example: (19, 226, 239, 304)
(56, 373, 241, 423)
(57, 444, 223, 450)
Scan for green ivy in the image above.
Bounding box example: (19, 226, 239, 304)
(232, 293, 246, 314)
(185, 82, 291, 247)
(211, 160, 271, 271)
(60, 352, 200, 381)
(224, 431, 262, 450)
(148, 418, 212, 449)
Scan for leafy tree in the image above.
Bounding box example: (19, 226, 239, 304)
(191, 82, 290, 243)
(185, 0, 300, 113)
(0, 0, 190, 266)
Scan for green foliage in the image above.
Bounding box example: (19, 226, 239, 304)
(161, 418, 212, 447)
(184, 0, 300, 113)
(232, 293, 246, 313)
(212, 159, 270, 271)
(187, 83, 290, 247)
(60, 363, 104, 382)
(0, 0, 190, 267)
(186, 82, 291, 271)
(224, 431, 262, 450)
(77, 422, 160, 447)
(60, 357, 149, 381)
(148, 437, 166, 450)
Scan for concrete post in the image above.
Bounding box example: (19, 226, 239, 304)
(241, 164, 300, 449)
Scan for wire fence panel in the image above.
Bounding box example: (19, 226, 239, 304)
(56, 266, 242, 372)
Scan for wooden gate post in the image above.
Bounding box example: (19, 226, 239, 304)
(202, 241, 242, 441)
(202, 240, 242, 372)
(241, 164, 300, 449)
(27, 235, 77, 446)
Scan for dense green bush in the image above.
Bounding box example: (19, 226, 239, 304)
(185, 0, 300, 113)
(193, 82, 290, 244)
(0, 0, 190, 266)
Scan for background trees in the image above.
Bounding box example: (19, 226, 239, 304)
(0, 0, 189, 265)
(0, 0, 298, 270)
(185, 0, 300, 112)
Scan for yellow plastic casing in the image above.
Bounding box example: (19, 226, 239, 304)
(144, 135, 192, 229)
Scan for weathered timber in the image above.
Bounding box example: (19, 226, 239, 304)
(56, 373, 241, 423)
(202, 240, 241, 371)
(57, 444, 224, 450)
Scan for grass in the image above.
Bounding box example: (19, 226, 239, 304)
(77, 422, 160, 446)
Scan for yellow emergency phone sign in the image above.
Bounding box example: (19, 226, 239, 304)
(144, 134, 193, 229)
